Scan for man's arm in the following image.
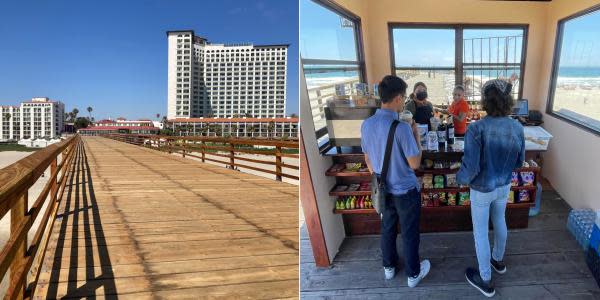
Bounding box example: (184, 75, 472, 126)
(404, 121, 422, 170)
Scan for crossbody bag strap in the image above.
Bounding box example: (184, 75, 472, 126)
(380, 120, 400, 182)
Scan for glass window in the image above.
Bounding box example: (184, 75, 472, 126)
(390, 26, 526, 107)
(548, 7, 600, 133)
(300, 0, 364, 144)
(392, 28, 455, 105)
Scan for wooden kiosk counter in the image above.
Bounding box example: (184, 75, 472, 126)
(322, 144, 545, 235)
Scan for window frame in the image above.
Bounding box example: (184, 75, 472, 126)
(388, 22, 528, 101)
(546, 4, 600, 136)
(301, 0, 367, 147)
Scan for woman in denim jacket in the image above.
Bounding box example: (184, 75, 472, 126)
(456, 79, 525, 298)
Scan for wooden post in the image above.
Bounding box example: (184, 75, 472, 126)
(229, 142, 235, 170)
(275, 146, 282, 181)
(168, 140, 172, 154)
(201, 141, 205, 163)
(10, 191, 28, 298)
(182, 140, 186, 158)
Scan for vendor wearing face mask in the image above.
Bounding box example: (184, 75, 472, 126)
(404, 82, 434, 129)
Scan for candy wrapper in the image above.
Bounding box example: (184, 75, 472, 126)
(446, 174, 457, 187)
(433, 175, 445, 189)
(520, 171, 534, 186)
(507, 191, 515, 203)
(423, 174, 434, 189)
(519, 190, 530, 202)
(447, 192, 457, 206)
(459, 191, 470, 206)
(511, 172, 520, 187)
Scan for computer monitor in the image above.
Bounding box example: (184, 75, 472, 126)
(512, 99, 529, 117)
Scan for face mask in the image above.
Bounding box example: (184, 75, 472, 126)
(416, 91, 428, 101)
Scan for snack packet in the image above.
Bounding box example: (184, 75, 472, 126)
(520, 171, 534, 186)
(447, 192, 457, 205)
(433, 175, 445, 189)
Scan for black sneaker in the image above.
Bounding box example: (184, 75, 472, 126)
(465, 267, 495, 298)
(491, 258, 506, 274)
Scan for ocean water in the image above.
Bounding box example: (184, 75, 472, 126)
(558, 67, 600, 78)
(303, 67, 600, 89)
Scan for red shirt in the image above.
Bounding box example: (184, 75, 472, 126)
(448, 98, 469, 135)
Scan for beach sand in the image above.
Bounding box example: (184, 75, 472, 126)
(553, 87, 600, 123)
(0, 151, 53, 296)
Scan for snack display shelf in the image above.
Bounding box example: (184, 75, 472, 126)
(416, 168, 461, 175)
(421, 187, 469, 193)
(329, 188, 371, 196)
(333, 202, 534, 214)
(325, 170, 371, 177)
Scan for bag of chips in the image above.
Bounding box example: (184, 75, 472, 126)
(519, 190, 530, 202)
(520, 171, 534, 186)
(421, 193, 432, 207)
(511, 172, 520, 187)
(423, 174, 434, 189)
(447, 192, 457, 206)
(434, 175, 445, 189)
(438, 192, 446, 205)
(432, 193, 440, 207)
(446, 174, 457, 187)
(459, 191, 470, 206)
(507, 191, 515, 203)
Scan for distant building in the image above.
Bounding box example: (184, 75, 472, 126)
(167, 30, 288, 119)
(167, 117, 298, 138)
(78, 119, 160, 136)
(0, 97, 65, 141)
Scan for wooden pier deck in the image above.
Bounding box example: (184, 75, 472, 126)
(34, 136, 299, 299)
(300, 187, 600, 299)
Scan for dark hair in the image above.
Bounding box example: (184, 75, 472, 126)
(454, 85, 465, 92)
(409, 82, 427, 100)
(379, 75, 408, 104)
(481, 86, 514, 117)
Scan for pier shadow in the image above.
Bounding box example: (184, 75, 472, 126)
(44, 142, 117, 299)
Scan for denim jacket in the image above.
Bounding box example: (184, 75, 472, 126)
(456, 116, 525, 193)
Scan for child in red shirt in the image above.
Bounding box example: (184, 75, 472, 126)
(437, 85, 469, 136)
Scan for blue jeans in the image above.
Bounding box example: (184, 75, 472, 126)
(470, 184, 510, 281)
(381, 188, 421, 277)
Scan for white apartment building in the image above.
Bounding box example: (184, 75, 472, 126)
(1, 97, 65, 141)
(167, 30, 288, 119)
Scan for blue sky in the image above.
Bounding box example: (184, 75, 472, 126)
(301, 0, 599, 69)
(0, 0, 299, 120)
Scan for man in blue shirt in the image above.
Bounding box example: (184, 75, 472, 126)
(361, 75, 430, 287)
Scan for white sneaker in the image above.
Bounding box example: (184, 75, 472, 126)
(384, 267, 396, 280)
(407, 260, 431, 288)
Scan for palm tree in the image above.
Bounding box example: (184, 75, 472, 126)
(72, 108, 79, 121)
(267, 121, 276, 139)
(156, 113, 160, 120)
(87, 107, 93, 120)
(289, 113, 298, 118)
(231, 124, 238, 138)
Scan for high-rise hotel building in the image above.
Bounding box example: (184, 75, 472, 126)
(167, 30, 288, 119)
(0, 97, 65, 141)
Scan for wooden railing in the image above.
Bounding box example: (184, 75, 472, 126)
(0, 135, 80, 299)
(101, 134, 299, 181)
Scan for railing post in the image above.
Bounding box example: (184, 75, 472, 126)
(10, 191, 28, 299)
(275, 146, 282, 181)
(50, 158, 58, 202)
(201, 141, 205, 163)
(229, 142, 235, 170)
